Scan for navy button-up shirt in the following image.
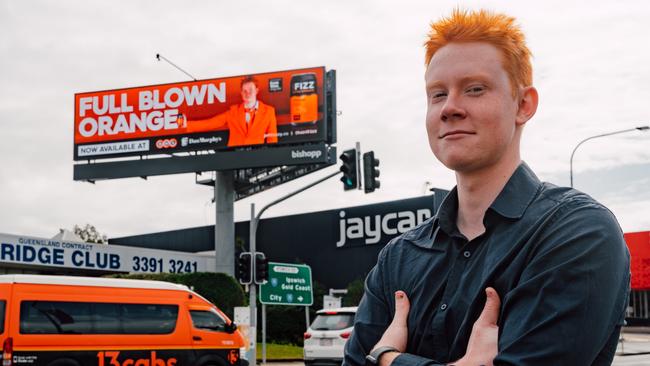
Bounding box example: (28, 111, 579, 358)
(344, 163, 630, 366)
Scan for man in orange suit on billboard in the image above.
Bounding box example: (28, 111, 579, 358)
(181, 76, 278, 147)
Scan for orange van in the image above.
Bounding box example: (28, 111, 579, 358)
(0, 274, 246, 366)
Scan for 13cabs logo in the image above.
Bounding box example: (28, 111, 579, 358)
(97, 351, 177, 366)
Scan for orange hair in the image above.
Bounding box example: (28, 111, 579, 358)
(424, 9, 532, 96)
(240, 76, 259, 89)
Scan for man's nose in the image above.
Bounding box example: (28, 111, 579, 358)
(440, 94, 466, 122)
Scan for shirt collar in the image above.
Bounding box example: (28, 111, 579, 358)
(421, 162, 541, 248)
(244, 100, 259, 111)
(488, 162, 541, 219)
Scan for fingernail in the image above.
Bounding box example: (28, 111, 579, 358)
(485, 288, 492, 298)
(395, 291, 404, 299)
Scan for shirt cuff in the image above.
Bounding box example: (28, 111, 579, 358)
(392, 353, 445, 366)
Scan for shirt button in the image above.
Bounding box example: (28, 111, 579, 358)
(440, 303, 448, 311)
(463, 251, 471, 258)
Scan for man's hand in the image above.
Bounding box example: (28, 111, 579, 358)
(370, 290, 410, 366)
(176, 113, 186, 129)
(371, 287, 501, 366)
(451, 287, 501, 366)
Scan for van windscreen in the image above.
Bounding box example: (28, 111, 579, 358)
(20, 301, 178, 335)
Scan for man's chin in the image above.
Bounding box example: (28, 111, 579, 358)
(434, 153, 476, 172)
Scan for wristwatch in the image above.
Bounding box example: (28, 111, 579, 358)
(366, 346, 400, 365)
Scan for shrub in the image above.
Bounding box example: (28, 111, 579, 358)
(106, 272, 245, 318)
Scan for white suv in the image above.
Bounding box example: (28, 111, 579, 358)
(304, 307, 357, 365)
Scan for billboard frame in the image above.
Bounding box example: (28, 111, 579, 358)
(73, 68, 337, 161)
(73, 143, 336, 181)
(73, 70, 337, 181)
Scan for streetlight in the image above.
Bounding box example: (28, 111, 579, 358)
(570, 125, 650, 187)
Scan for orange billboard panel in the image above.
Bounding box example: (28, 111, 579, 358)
(73, 67, 327, 160)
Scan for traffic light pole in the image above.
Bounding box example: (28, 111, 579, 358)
(248, 168, 341, 366)
(355, 141, 361, 191)
(248, 203, 258, 366)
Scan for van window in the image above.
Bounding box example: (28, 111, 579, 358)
(190, 309, 227, 332)
(0, 300, 5, 333)
(20, 301, 178, 335)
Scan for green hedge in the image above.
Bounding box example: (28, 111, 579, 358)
(106, 272, 245, 318)
(343, 278, 364, 307)
(255, 280, 328, 346)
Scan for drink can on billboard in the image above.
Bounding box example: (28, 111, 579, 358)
(290, 73, 318, 124)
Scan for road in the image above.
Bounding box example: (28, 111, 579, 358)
(614, 331, 650, 365)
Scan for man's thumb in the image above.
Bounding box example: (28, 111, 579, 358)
(392, 290, 410, 327)
(477, 287, 501, 326)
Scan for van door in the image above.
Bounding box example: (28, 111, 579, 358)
(0, 283, 10, 362)
(188, 305, 241, 366)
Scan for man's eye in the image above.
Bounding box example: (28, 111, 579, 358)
(466, 86, 485, 94)
(429, 91, 447, 101)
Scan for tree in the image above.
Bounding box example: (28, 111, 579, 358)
(73, 223, 108, 244)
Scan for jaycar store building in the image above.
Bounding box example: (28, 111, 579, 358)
(0, 193, 445, 285)
(109, 192, 447, 289)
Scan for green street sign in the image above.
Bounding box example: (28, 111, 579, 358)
(259, 262, 313, 306)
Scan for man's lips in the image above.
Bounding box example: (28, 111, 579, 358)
(439, 130, 475, 138)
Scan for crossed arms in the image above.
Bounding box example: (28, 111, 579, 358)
(343, 203, 630, 366)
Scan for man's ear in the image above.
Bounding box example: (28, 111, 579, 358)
(515, 86, 538, 126)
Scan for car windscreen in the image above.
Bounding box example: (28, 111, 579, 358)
(310, 313, 354, 331)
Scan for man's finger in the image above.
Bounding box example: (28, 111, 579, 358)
(391, 290, 410, 327)
(476, 287, 501, 326)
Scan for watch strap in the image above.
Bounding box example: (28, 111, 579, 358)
(366, 346, 400, 365)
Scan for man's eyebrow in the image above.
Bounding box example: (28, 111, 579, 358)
(426, 74, 492, 90)
(426, 81, 445, 92)
(458, 74, 491, 84)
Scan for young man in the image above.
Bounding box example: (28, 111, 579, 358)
(344, 9, 630, 366)
(182, 76, 278, 147)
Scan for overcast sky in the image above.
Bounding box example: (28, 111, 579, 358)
(1, 0, 649, 239)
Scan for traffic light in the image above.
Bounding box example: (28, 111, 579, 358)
(254, 253, 269, 284)
(363, 151, 380, 193)
(237, 252, 252, 285)
(339, 149, 358, 191)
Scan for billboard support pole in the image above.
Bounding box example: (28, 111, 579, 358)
(215, 171, 235, 276)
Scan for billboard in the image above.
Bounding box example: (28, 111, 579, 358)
(74, 67, 332, 161)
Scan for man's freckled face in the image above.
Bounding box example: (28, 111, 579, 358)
(241, 82, 258, 105)
(424, 42, 519, 173)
